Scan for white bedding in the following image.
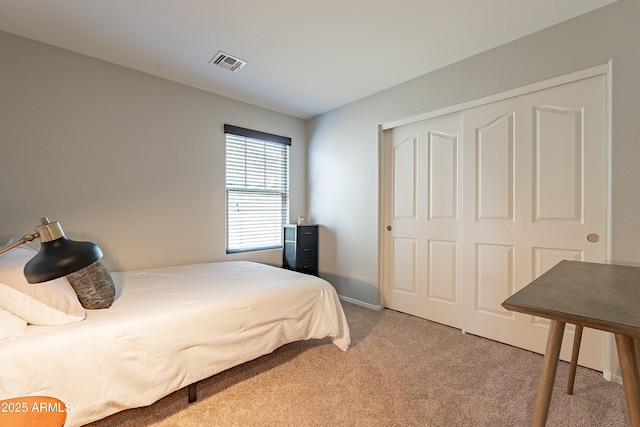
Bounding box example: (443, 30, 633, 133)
(0, 261, 350, 426)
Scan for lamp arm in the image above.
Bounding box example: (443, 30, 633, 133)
(0, 233, 39, 256)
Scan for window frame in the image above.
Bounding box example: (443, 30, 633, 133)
(224, 124, 291, 254)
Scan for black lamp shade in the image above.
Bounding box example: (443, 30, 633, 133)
(24, 237, 103, 283)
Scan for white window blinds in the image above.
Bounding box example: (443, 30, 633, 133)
(224, 125, 290, 253)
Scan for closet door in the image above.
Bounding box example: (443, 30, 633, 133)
(382, 112, 463, 328)
(460, 75, 607, 370)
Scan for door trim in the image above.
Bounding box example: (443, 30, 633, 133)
(381, 63, 610, 131)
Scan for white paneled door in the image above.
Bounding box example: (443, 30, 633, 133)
(461, 75, 606, 370)
(382, 73, 607, 370)
(382, 112, 463, 328)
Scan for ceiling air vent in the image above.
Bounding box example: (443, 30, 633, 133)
(209, 51, 246, 72)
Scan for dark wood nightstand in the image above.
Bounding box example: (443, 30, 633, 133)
(283, 224, 318, 275)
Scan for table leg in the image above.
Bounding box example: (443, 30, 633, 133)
(532, 320, 565, 427)
(615, 334, 640, 427)
(567, 325, 583, 394)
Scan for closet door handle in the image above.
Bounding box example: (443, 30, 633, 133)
(587, 233, 599, 243)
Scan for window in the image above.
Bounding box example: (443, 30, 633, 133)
(224, 124, 290, 253)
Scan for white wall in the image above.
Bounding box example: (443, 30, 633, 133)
(308, 0, 640, 306)
(0, 31, 307, 272)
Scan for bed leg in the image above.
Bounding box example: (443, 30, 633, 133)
(188, 383, 197, 403)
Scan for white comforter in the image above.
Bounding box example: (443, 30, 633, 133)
(0, 261, 350, 426)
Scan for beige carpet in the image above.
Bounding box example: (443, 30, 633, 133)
(86, 302, 629, 426)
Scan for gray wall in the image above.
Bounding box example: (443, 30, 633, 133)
(0, 31, 308, 272)
(308, 0, 640, 306)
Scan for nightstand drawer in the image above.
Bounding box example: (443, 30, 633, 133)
(296, 241, 317, 259)
(296, 258, 317, 274)
(296, 226, 318, 243)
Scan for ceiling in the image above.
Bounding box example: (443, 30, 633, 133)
(0, 0, 618, 119)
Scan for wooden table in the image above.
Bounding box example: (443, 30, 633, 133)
(502, 260, 640, 427)
(0, 396, 67, 427)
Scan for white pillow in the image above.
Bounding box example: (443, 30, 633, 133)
(0, 307, 27, 340)
(0, 246, 85, 325)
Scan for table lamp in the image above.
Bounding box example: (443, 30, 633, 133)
(0, 217, 102, 283)
(0, 217, 115, 308)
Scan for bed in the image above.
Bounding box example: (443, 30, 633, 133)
(0, 259, 350, 427)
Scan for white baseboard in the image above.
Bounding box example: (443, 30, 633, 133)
(338, 295, 383, 311)
(603, 370, 623, 385)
